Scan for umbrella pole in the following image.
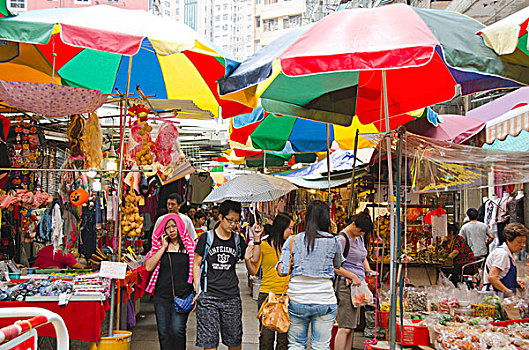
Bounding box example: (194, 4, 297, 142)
(382, 70, 398, 350)
(327, 123, 331, 209)
(263, 151, 267, 173)
(347, 129, 360, 216)
(108, 56, 133, 337)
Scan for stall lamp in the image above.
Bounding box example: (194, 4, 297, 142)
(92, 178, 102, 192)
(87, 170, 97, 178)
(105, 143, 119, 173)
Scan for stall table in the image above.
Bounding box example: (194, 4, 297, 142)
(0, 299, 109, 342)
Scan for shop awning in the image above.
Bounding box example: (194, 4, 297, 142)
(405, 114, 485, 144)
(473, 106, 529, 146)
(277, 149, 374, 178)
(482, 129, 529, 152)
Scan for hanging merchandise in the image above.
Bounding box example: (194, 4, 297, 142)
(80, 200, 97, 260)
(153, 122, 181, 166)
(128, 103, 153, 166)
(187, 172, 213, 204)
(70, 188, 89, 207)
(82, 113, 103, 169)
(68, 114, 85, 159)
(38, 208, 53, 242)
(121, 191, 144, 238)
(19, 206, 37, 243)
(51, 200, 63, 252)
(62, 203, 79, 250)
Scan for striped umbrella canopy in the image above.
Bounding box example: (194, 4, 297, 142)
(230, 106, 438, 153)
(203, 173, 298, 203)
(219, 4, 529, 128)
(0, 5, 250, 118)
(478, 6, 529, 66)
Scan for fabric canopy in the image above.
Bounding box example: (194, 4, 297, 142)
(405, 114, 485, 144)
(220, 4, 528, 128)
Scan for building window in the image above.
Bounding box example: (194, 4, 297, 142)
(223, 14, 228, 20)
(222, 24, 228, 31)
(265, 0, 278, 4)
(284, 15, 301, 29)
(255, 16, 260, 28)
(223, 3, 228, 10)
(215, 15, 220, 21)
(73, 0, 90, 4)
(164, 1, 170, 7)
(175, 8, 179, 15)
(165, 9, 171, 15)
(8, 0, 25, 9)
(184, 0, 198, 30)
(263, 18, 278, 32)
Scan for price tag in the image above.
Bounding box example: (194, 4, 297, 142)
(100, 261, 127, 280)
(59, 292, 69, 306)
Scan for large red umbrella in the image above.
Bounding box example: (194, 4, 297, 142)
(220, 4, 528, 129)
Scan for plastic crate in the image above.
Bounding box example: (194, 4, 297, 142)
(377, 311, 389, 329)
(491, 318, 529, 327)
(396, 320, 429, 346)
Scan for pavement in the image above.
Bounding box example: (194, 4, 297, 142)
(131, 262, 369, 349)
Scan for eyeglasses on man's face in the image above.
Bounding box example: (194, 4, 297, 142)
(223, 217, 238, 225)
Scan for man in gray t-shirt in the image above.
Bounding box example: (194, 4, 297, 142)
(459, 208, 493, 258)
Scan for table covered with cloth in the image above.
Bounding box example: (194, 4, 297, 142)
(0, 300, 109, 342)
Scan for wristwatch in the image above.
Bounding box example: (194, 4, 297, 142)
(253, 241, 262, 245)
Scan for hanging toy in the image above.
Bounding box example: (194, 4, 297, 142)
(128, 103, 153, 167)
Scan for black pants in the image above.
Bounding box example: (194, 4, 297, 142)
(257, 292, 288, 350)
(153, 296, 189, 350)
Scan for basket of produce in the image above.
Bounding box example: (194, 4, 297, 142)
(396, 319, 430, 346)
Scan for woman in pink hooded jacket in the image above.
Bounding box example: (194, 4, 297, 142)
(145, 213, 196, 350)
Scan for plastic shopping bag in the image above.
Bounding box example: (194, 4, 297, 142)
(351, 281, 374, 307)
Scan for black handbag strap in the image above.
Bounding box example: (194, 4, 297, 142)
(168, 252, 176, 299)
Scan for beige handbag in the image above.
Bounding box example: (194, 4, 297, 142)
(256, 236, 294, 334)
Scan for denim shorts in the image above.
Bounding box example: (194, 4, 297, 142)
(195, 292, 243, 348)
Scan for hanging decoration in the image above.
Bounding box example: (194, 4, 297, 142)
(82, 113, 103, 169)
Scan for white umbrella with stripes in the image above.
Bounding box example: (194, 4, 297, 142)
(203, 173, 297, 203)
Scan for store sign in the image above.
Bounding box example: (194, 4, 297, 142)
(374, 185, 419, 204)
(99, 261, 127, 280)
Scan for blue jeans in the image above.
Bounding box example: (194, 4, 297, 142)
(288, 301, 337, 350)
(153, 296, 190, 350)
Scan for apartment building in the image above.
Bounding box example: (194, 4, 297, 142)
(8, 0, 149, 12)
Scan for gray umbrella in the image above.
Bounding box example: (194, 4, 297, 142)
(203, 173, 297, 203)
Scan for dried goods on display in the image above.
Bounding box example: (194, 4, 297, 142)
(120, 191, 143, 237)
(81, 113, 103, 169)
(128, 103, 153, 166)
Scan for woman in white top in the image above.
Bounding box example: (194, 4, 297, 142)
(483, 223, 529, 297)
(276, 201, 357, 350)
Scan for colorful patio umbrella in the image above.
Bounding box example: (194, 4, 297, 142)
(0, 5, 250, 118)
(477, 6, 529, 66)
(219, 4, 529, 128)
(0, 80, 106, 116)
(230, 106, 438, 153)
